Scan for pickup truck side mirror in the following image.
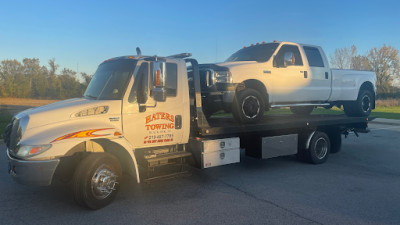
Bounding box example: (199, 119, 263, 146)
(151, 61, 167, 102)
(284, 52, 295, 67)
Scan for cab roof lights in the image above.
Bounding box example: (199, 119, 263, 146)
(243, 41, 270, 48)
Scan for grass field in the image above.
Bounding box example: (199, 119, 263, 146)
(1, 98, 400, 137)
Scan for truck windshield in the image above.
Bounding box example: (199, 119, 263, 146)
(225, 43, 279, 62)
(84, 59, 137, 100)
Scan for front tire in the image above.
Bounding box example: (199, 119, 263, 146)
(72, 153, 122, 210)
(232, 88, 265, 124)
(344, 89, 373, 117)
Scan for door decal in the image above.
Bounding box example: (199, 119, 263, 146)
(143, 112, 175, 144)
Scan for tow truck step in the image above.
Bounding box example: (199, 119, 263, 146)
(140, 151, 193, 182)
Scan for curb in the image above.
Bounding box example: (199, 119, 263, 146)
(369, 118, 400, 126)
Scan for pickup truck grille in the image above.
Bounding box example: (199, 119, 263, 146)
(4, 118, 20, 152)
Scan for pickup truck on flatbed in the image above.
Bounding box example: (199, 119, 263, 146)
(199, 41, 376, 123)
(4, 51, 373, 209)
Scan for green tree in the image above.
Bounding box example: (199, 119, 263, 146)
(59, 68, 81, 99)
(0, 60, 24, 97)
(367, 45, 400, 94)
(47, 58, 60, 98)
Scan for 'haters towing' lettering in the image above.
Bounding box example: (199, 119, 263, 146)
(145, 112, 175, 131)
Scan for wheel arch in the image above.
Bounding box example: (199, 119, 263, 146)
(359, 81, 375, 109)
(240, 79, 269, 107)
(57, 138, 140, 184)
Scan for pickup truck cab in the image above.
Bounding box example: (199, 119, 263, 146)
(200, 41, 376, 123)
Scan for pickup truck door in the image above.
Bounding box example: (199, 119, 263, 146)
(302, 46, 331, 101)
(122, 60, 189, 148)
(268, 44, 310, 103)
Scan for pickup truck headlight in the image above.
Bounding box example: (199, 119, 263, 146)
(215, 71, 232, 83)
(15, 144, 52, 158)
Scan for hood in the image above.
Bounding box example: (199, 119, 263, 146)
(16, 98, 118, 130)
(216, 61, 259, 69)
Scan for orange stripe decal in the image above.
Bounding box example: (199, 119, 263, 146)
(51, 128, 113, 143)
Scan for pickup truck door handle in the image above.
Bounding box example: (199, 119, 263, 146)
(325, 72, 329, 79)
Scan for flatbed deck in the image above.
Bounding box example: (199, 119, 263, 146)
(197, 114, 373, 137)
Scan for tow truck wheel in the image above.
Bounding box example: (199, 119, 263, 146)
(233, 88, 265, 124)
(72, 153, 122, 210)
(305, 131, 331, 164)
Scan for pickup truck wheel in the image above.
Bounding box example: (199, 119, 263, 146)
(290, 106, 314, 115)
(305, 131, 330, 164)
(344, 89, 373, 117)
(72, 153, 122, 210)
(233, 88, 265, 124)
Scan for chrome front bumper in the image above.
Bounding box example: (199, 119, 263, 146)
(7, 150, 60, 186)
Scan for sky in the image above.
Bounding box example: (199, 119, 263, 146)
(1, 0, 399, 76)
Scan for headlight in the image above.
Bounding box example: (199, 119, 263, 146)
(215, 71, 232, 83)
(15, 144, 52, 158)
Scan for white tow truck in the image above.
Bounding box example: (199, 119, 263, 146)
(4, 51, 373, 209)
(199, 41, 376, 123)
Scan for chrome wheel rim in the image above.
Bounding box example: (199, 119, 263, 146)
(361, 95, 371, 113)
(91, 164, 118, 200)
(241, 95, 260, 119)
(314, 137, 328, 160)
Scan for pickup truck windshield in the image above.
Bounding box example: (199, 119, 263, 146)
(225, 43, 279, 62)
(84, 59, 137, 100)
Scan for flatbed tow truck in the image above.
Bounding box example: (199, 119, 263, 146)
(4, 54, 373, 209)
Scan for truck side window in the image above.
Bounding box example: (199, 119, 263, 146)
(166, 63, 178, 96)
(303, 46, 324, 67)
(129, 63, 149, 103)
(275, 45, 303, 66)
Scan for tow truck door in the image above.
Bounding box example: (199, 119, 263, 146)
(122, 59, 190, 148)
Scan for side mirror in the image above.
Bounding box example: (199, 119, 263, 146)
(284, 52, 295, 66)
(152, 88, 167, 102)
(152, 61, 166, 88)
(151, 61, 167, 102)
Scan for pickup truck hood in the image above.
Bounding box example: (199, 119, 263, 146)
(16, 98, 119, 130)
(216, 61, 264, 83)
(216, 61, 258, 69)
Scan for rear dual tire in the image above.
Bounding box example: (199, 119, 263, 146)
(297, 131, 331, 164)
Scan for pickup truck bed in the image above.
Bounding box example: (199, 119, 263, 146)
(197, 114, 373, 137)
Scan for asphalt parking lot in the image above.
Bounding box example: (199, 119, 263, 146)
(0, 119, 399, 225)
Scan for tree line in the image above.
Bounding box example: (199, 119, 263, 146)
(0, 58, 92, 99)
(330, 44, 400, 97)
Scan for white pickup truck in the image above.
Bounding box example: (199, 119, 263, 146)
(200, 41, 376, 123)
(4, 51, 374, 210)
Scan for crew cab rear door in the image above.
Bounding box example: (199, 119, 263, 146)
(302, 46, 331, 101)
(122, 59, 190, 148)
